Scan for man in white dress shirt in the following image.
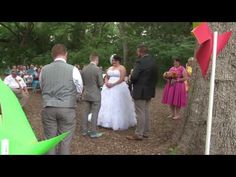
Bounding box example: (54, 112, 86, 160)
(39, 44, 83, 155)
(4, 69, 29, 107)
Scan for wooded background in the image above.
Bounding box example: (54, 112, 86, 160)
(0, 22, 195, 80)
(1, 22, 236, 154)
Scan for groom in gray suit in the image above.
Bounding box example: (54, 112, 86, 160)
(81, 52, 104, 138)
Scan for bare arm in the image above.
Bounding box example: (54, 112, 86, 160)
(114, 66, 126, 86)
(104, 68, 111, 84)
(22, 86, 29, 94)
(180, 69, 188, 82)
(104, 75, 109, 84)
(104, 67, 112, 86)
(19, 78, 29, 94)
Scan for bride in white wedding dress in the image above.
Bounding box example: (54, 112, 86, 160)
(97, 55, 137, 130)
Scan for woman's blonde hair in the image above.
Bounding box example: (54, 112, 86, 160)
(188, 57, 194, 62)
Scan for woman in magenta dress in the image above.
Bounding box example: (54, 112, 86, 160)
(162, 59, 188, 119)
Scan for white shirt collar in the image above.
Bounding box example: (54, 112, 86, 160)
(10, 75, 20, 79)
(90, 62, 97, 66)
(54, 58, 67, 63)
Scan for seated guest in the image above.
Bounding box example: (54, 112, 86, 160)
(4, 69, 29, 107)
(17, 65, 24, 77)
(27, 64, 35, 75)
(32, 68, 41, 93)
(4, 66, 11, 76)
(22, 66, 27, 76)
(23, 74, 33, 87)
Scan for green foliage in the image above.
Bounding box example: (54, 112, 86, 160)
(67, 46, 114, 68)
(0, 22, 195, 81)
(31, 52, 51, 66)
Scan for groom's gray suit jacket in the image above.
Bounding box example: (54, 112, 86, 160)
(81, 63, 103, 102)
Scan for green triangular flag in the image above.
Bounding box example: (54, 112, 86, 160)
(0, 78, 68, 155)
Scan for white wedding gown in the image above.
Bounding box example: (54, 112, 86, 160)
(97, 69, 137, 130)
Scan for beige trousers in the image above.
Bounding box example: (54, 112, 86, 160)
(12, 88, 29, 107)
(134, 99, 151, 138)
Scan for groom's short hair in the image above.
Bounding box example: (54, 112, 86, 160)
(90, 52, 99, 61)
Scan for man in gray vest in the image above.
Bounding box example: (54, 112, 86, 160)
(81, 52, 104, 138)
(39, 44, 83, 155)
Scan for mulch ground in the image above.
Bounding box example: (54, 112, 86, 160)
(24, 88, 185, 155)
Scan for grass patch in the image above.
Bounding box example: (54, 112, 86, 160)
(167, 146, 180, 155)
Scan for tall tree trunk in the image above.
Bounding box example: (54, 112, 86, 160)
(178, 22, 236, 154)
(117, 22, 128, 66)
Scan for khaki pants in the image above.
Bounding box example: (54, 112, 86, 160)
(134, 99, 151, 138)
(12, 88, 29, 107)
(41, 107, 76, 155)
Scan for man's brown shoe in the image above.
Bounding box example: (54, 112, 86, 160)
(126, 135, 143, 141)
(143, 135, 149, 138)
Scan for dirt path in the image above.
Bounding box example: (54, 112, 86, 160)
(24, 88, 185, 155)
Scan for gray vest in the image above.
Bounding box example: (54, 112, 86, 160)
(41, 60, 77, 108)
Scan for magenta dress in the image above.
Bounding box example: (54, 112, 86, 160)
(162, 66, 187, 108)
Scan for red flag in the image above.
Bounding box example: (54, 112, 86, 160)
(217, 31, 232, 55)
(192, 22, 213, 77)
(192, 22, 212, 44)
(192, 22, 232, 77)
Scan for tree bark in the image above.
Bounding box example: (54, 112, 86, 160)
(178, 22, 236, 154)
(117, 22, 128, 65)
(0, 22, 35, 47)
(0, 23, 20, 42)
